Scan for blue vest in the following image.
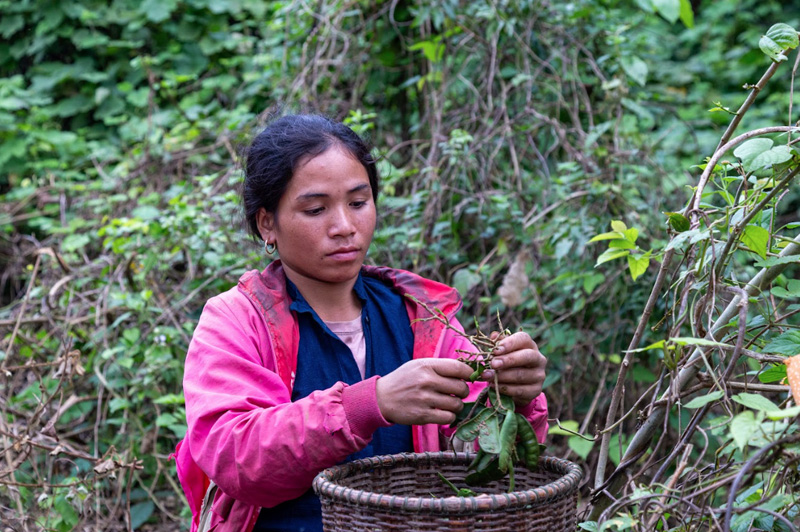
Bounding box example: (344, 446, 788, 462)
(254, 273, 414, 532)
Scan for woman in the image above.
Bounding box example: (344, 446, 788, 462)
(174, 114, 548, 532)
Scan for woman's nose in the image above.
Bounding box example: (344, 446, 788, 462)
(328, 206, 356, 237)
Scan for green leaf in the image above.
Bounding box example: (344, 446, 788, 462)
(109, 397, 131, 412)
(589, 231, 626, 242)
(61, 233, 91, 253)
(0, 14, 24, 38)
(583, 273, 605, 295)
(455, 408, 494, 442)
(678, 0, 694, 28)
(596, 248, 630, 266)
(765, 405, 800, 420)
(742, 225, 769, 260)
(669, 337, 727, 347)
(610, 220, 628, 233)
(130, 501, 155, 530)
(153, 393, 185, 405)
(771, 279, 800, 298)
(452, 268, 482, 298)
(409, 39, 444, 63)
(0, 96, 28, 110)
(620, 55, 648, 86)
(627, 251, 651, 281)
(548, 420, 580, 436)
(760, 35, 789, 62)
(599, 514, 638, 532)
(753, 254, 800, 268)
(626, 340, 665, 353)
(758, 364, 786, 384)
(132, 205, 161, 221)
(0, 137, 27, 167)
(140, 0, 178, 22)
(497, 394, 515, 412)
(763, 331, 800, 355)
(733, 138, 793, 172)
(156, 413, 178, 427)
(609, 239, 636, 250)
(665, 228, 711, 251)
(683, 390, 723, 409)
(730, 410, 761, 451)
(568, 435, 594, 460)
(623, 228, 639, 243)
(652, 0, 680, 23)
(731, 393, 780, 412)
(32, 130, 79, 146)
(47, 95, 93, 118)
(579, 522, 599, 532)
(54, 496, 79, 528)
(665, 212, 690, 232)
(759, 23, 800, 62)
(621, 98, 654, 127)
(478, 413, 502, 454)
(584, 121, 613, 148)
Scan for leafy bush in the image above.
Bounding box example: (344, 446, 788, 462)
(1, 0, 798, 529)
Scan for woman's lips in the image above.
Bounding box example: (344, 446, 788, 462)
(328, 248, 360, 261)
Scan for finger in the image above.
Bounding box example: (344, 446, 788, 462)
(494, 332, 537, 355)
(494, 367, 543, 385)
(490, 348, 546, 371)
(422, 409, 459, 426)
(428, 394, 465, 415)
(497, 383, 542, 403)
(433, 377, 471, 398)
(427, 358, 474, 380)
(481, 367, 542, 384)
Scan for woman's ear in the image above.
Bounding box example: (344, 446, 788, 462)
(256, 208, 275, 243)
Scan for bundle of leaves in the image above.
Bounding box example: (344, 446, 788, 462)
(451, 388, 542, 491)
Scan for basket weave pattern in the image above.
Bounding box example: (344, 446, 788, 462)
(312, 452, 582, 532)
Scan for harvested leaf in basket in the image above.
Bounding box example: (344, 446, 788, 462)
(406, 294, 545, 493)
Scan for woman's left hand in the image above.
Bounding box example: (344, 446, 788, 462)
(479, 331, 547, 408)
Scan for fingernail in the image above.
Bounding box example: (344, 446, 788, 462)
(482, 370, 495, 380)
(494, 344, 505, 353)
(491, 359, 503, 369)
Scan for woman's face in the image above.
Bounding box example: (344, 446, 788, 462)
(256, 145, 377, 290)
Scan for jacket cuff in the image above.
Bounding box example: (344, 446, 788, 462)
(342, 375, 392, 440)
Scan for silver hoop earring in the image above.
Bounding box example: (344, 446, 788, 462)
(264, 241, 277, 256)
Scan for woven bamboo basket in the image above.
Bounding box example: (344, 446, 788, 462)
(312, 451, 583, 532)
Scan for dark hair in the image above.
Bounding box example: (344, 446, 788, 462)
(242, 114, 379, 241)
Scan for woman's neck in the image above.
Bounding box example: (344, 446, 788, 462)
(284, 270, 362, 322)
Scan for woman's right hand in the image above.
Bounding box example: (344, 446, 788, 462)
(375, 359, 473, 425)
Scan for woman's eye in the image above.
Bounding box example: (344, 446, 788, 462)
(351, 201, 367, 208)
(304, 207, 324, 216)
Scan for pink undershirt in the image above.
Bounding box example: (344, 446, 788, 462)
(324, 314, 366, 379)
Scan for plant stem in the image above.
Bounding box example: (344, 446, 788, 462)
(590, 238, 800, 520)
(715, 60, 783, 152)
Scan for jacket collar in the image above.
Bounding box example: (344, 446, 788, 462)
(237, 260, 462, 390)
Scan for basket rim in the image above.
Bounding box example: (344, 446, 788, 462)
(312, 451, 583, 514)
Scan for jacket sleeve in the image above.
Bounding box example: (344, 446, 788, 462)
(183, 294, 390, 508)
(437, 317, 549, 443)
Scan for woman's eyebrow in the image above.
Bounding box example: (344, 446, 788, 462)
(295, 192, 328, 201)
(295, 183, 371, 201)
(348, 183, 371, 194)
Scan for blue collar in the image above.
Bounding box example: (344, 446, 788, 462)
(285, 272, 368, 315)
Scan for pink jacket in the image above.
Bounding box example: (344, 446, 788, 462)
(175, 262, 548, 532)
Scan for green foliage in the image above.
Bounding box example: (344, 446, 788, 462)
(2, 0, 800, 529)
(759, 23, 800, 62)
(590, 220, 653, 281)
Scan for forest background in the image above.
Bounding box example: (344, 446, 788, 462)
(2, 0, 800, 530)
